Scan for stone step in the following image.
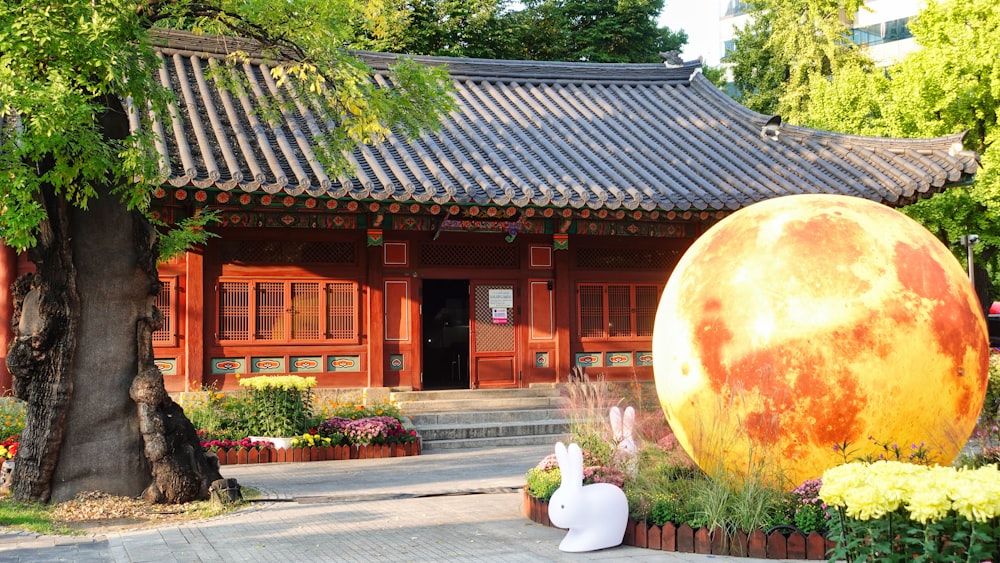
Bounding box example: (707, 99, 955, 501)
(421, 433, 569, 450)
(393, 387, 568, 414)
(392, 387, 561, 403)
(409, 408, 566, 426)
(417, 419, 570, 442)
(394, 386, 574, 450)
(400, 396, 567, 414)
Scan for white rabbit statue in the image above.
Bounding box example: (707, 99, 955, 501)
(547, 441, 628, 552)
(610, 405, 638, 478)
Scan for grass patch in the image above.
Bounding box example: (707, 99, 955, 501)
(0, 487, 260, 535)
(0, 499, 74, 535)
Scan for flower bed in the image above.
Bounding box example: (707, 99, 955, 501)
(181, 377, 421, 465)
(523, 491, 834, 559)
(213, 440, 422, 465)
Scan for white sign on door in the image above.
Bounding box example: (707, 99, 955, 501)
(488, 288, 513, 309)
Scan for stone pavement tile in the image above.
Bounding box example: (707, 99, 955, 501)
(0, 445, 814, 563)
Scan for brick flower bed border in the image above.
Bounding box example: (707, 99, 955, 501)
(523, 491, 835, 560)
(213, 441, 422, 465)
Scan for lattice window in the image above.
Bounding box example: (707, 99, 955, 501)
(421, 244, 518, 268)
(576, 248, 679, 270)
(220, 240, 357, 264)
(326, 282, 357, 340)
(219, 281, 250, 340)
(608, 285, 632, 337)
(578, 285, 605, 338)
(152, 278, 176, 346)
(635, 285, 660, 337)
(255, 282, 285, 340)
(290, 283, 321, 340)
(217, 278, 359, 344)
(576, 283, 662, 340)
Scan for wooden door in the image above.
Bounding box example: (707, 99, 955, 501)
(470, 281, 517, 388)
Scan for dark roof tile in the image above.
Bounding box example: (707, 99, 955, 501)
(144, 28, 978, 210)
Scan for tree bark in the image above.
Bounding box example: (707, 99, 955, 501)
(6, 94, 222, 504)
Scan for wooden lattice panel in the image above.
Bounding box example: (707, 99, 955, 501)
(290, 283, 321, 340)
(220, 240, 356, 264)
(152, 279, 173, 343)
(421, 244, 517, 268)
(474, 284, 515, 352)
(217, 278, 360, 343)
(576, 283, 663, 339)
(577, 284, 605, 338)
(576, 248, 679, 270)
(326, 282, 357, 340)
(636, 285, 660, 337)
(254, 282, 284, 340)
(608, 285, 632, 337)
(218, 281, 250, 340)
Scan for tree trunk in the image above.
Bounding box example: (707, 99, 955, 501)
(5, 94, 222, 504)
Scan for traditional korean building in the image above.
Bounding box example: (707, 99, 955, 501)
(0, 29, 979, 393)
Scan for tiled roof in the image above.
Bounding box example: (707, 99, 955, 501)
(144, 28, 978, 212)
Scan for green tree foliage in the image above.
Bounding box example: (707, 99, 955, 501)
(0, 0, 455, 252)
(0, 0, 455, 504)
(355, 0, 689, 64)
(380, 0, 687, 63)
(800, 63, 893, 136)
(354, 0, 519, 59)
(725, 8, 784, 115)
(508, 0, 686, 63)
(725, 0, 870, 121)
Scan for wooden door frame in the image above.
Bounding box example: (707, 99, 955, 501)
(469, 280, 519, 389)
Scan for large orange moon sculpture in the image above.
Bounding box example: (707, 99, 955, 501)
(653, 194, 989, 487)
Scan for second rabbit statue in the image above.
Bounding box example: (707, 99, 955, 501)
(610, 405, 638, 478)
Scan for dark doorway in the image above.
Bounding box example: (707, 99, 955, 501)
(422, 279, 470, 389)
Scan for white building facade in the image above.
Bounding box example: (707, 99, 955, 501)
(719, 0, 923, 67)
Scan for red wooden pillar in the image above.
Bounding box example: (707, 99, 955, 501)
(184, 248, 204, 391)
(0, 240, 16, 392)
(366, 234, 384, 387)
(553, 235, 570, 382)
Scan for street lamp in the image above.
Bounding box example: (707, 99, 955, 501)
(959, 234, 979, 285)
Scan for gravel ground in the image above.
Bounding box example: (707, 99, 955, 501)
(47, 491, 219, 534)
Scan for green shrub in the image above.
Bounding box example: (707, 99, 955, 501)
(237, 375, 315, 437)
(179, 389, 250, 441)
(526, 467, 561, 501)
(647, 493, 685, 526)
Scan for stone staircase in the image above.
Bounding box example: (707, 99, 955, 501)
(391, 387, 573, 450)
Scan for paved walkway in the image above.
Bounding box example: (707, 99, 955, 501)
(0, 445, 809, 562)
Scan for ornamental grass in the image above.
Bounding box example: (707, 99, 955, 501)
(525, 373, 827, 538)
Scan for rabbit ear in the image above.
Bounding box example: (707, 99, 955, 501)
(622, 406, 636, 437)
(554, 441, 568, 470)
(564, 443, 584, 484)
(609, 406, 622, 439)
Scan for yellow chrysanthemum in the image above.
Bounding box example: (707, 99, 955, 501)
(906, 468, 953, 524)
(238, 375, 317, 391)
(951, 466, 1000, 522)
(821, 463, 869, 508)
